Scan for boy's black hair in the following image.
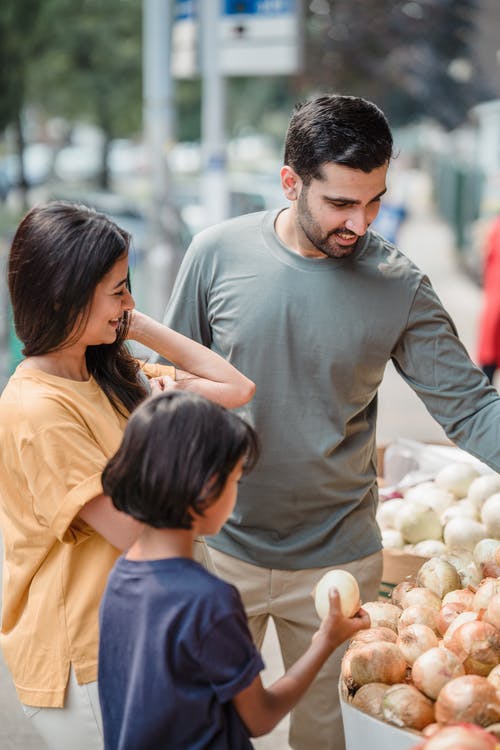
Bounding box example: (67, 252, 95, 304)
(284, 94, 394, 185)
(102, 390, 260, 529)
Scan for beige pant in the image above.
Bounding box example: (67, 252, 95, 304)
(22, 667, 103, 750)
(209, 547, 383, 750)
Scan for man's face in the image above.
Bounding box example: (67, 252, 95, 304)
(283, 162, 388, 259)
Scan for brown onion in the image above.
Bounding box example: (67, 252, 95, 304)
(418, 723, 498, 749)
(398, 604, 440, 635)
(487, 664, 500, 691)
(350, 682, 390, 720)
(442, 588, 475, 609)
(382, 683, 435, 730)
(360, 601, 402, 632)
(435, 675, 500, 727)
(348, 626, 397, 648)
(437, 601, 471, 636)
(483, 593, 500, 631)
(473, 578, 500, 612)
(412, 646, 465, 699)
(348, 641, 407, 688)
(445, 620, 500, 676)
(417, 557, 461, 598)
(397, 623, 438, 666)
(401, 586, 442, 611)
(391, 580, 416, 608)
(442, 610, 479, 646)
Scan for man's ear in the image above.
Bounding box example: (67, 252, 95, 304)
(280, 165, 301, 201)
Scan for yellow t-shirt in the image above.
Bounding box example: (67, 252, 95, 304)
(0, 361, 174, 707)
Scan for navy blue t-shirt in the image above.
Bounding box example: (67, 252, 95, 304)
(98, 557, 264, 750)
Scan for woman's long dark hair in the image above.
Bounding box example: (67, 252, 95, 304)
(8, 201, 147, 415)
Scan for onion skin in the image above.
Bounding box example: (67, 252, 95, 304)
(487, 664, 500, 692)
(382, 683, 435, 730)
(483, 593, 500, 631)
(391, 580, 416, 608)
(442, 588, 475, 610)
(473, 578, 500, 612)
(348, 626, 397, 648)
(412, 646, 465, 699)
(435, 675, 500, 727)
(445, 620, 500, 676)
(347, 641, 407, 689)
(360, 601, 402, 632)
(397, 624, 439, 666)
(350, 682, 390, 720)
(398, 604, 440, 635)
(417, 558, 461, 598)
(414, 723, 499, 749)
(437, 601, 470, 636)
(401, 586, 442, 612)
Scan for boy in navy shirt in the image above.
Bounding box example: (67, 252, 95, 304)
(98, 391, 369, 749)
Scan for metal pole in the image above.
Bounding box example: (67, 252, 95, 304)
(200, 0, 229, 226)
(142, 0, 177, 321)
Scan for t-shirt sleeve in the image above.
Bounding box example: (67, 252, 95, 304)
(19, 416, 110, 544)
(198, 589, 265, 704)
(391, 276, 500, 470)
(139, 362, 176, 380)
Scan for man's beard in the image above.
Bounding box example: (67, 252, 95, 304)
(297, 191, 360, 259)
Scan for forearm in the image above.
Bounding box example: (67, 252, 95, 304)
(77, 494, 143, 551)
(129, 312, 255, 407)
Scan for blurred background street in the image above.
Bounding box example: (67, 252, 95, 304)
(1, 0, 500, 748)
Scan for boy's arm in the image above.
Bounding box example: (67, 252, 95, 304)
(232, 590, 370, 737)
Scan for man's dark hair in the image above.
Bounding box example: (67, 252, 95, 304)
(102, 390, 260, 529)
(284, 94, 394, 184)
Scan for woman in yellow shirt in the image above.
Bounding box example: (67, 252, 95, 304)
(0, 201, 255, 750)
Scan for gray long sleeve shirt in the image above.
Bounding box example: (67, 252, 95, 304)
(163, 209, 500, 569)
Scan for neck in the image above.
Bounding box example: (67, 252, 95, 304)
(22, 345, 89, 381)
(126, 526, 195, 561)
(274, 206, 325, 259)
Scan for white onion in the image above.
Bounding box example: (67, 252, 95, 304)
(391, 580, 416, 609)
(351, 682, 390, 720)
(347, 641, 407, 688)
(440, 499, 478, 524)
(412, 646, 465, 700)
(435, 674, 500, 726)
(413, 539, 447, 557)
(420, 723, 499, 749)
(313, 569, 360, 620)
(480, 493, 500, 538)
(445, 620, 500, 676)
(442, 588, 475, 609)
(443, 517, 487, 552)
(381, 683, 435, 730)
(381, 528, 405, 549)
(468, 473, 500, 509)
(396, 623, 438, 665)
(487, 664, 500, 692)
(473, 578, 500, 612)
(395, 503, 442, 544)
(416, 557, 461, 598)
(435, 463, 480, 498)
(376, 498, 405, 530)
(405, 484, 455, 515)
(361, 601, 402, 632)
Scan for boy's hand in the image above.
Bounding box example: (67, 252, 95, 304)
(313, 588, 370, 651)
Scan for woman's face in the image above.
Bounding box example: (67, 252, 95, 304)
(77, 254, 135, 347)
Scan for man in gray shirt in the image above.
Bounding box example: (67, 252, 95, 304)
(163, 94, 500, 750)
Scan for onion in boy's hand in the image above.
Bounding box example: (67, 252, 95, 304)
(313, 569, 361, 619)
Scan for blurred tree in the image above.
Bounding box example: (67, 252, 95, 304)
(0, 1, 45, 204)
(304, 0, 492, 129)
(28, 0, 142, 189)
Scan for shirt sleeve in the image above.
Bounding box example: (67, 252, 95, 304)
(139, 362, 176, 380)
(391, 276, 500, 471)
(197, 589, 265, 704)
(162, 239, 213, 347)
(19, 412, 110, 544)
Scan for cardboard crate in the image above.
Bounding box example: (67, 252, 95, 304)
(339, 680, 421, 750)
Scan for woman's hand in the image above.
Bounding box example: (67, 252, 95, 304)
(149, 375, 178, 395)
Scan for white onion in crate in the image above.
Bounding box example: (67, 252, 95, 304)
(376, 498, 405, 530)
(443, 517, 487, 552)
(404, 483, 454, 515)
(313, 569, 360, 620)
(413, 539, 447, 557)
(435, 462, 480, 498)
(440, 499, 478, 524)
(416, 557, 461, 598)
(468, 474, 500, 509)
(473, 538, 500, 569)
(480, 493, 500, 538)
(381, 529, 404, 549)
(395, 503, 442, 544)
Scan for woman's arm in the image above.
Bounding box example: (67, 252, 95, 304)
(233, 590, 370, 737)
(77, 494, 143, 551)
(127, 310, 255, 408)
